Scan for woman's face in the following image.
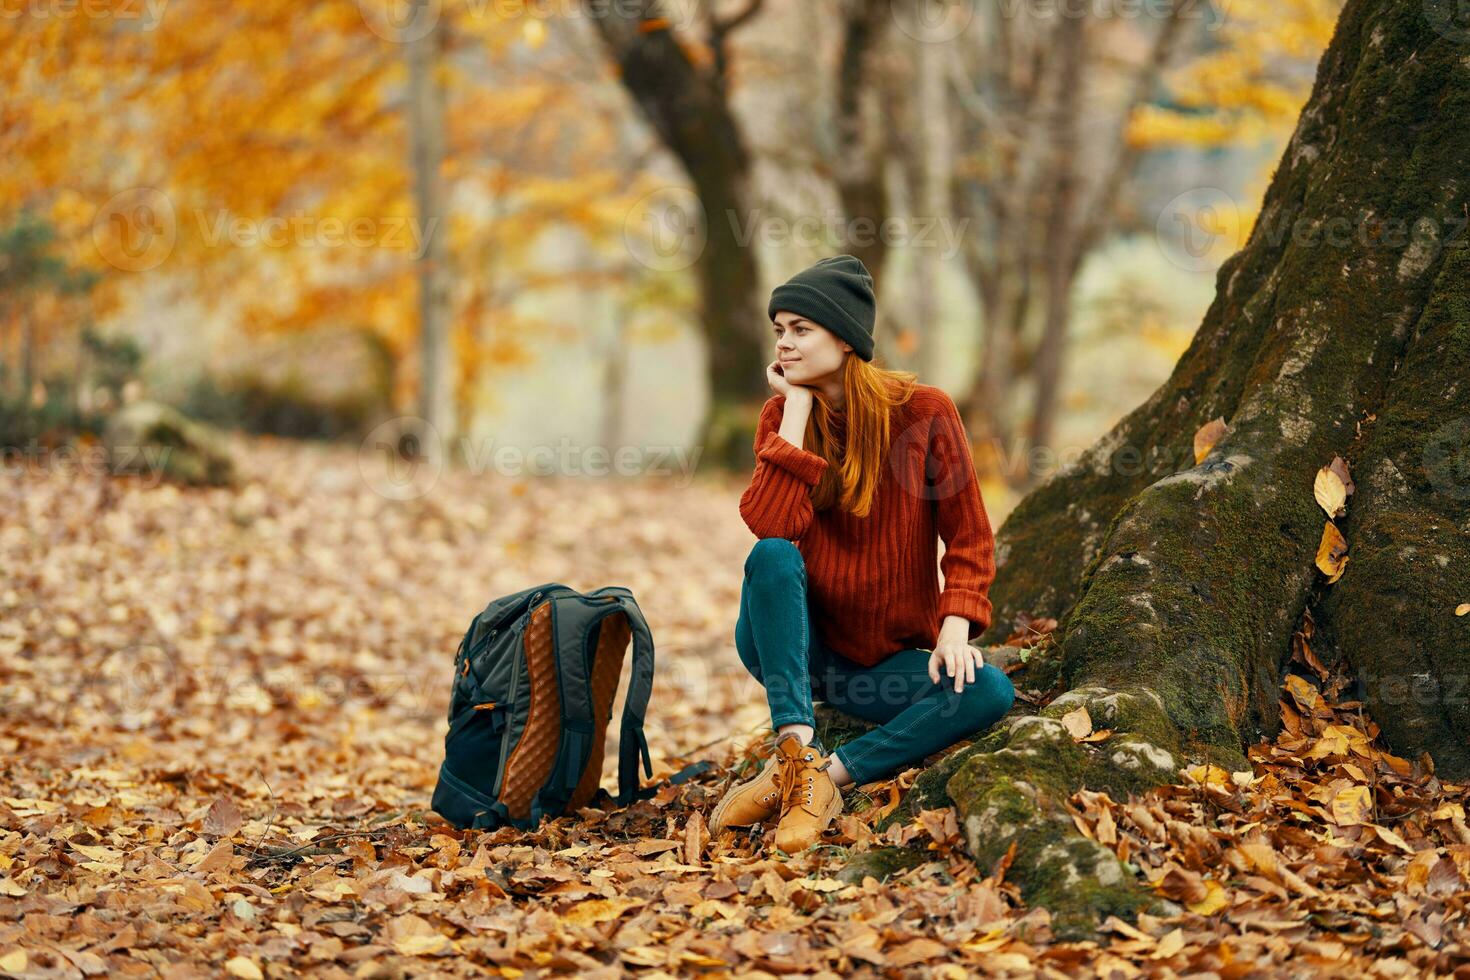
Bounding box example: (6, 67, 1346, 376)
(771, 311, 851, 386)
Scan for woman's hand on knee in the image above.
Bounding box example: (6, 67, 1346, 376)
(928, 639, 985, 693)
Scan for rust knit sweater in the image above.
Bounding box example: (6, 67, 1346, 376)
(738, 383, 997, 667)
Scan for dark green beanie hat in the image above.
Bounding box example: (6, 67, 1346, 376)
(767, 254, 876, 361)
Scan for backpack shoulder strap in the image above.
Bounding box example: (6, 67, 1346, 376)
(613, 593, 656, 806)
(535, 592, 643, 819)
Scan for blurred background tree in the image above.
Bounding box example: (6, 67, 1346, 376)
(0, 0, 1342, 514)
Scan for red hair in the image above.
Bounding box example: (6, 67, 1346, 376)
(805, 356, 918, 519)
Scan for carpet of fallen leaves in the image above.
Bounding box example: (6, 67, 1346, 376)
(3, 437, 1469, 978)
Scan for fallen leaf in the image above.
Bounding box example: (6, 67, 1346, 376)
(1153, 927, 1187, 957)
(1369, 823, 1416, 854)
(1314, 464, 1348, 518)
(1331, 785, 1373, 827)
(1182, 764, 1233, 790)
(385, 914, 451, 956)
(685, 811, 704, 866)
(202, 796, 244, 837)
(562, 897, 642, 927)
(1060, 705, 1093, 740)
(1315, 522, 1349, 582)
(1185, 880, 1230, 916)
(224, 957, 263, 980)
(888, 938, 946, 967)
(1193, 417, 1227, 464)
(1154, 865, 1208, 904)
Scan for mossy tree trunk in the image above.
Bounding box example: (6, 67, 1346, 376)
(830, 0, 1469, 938)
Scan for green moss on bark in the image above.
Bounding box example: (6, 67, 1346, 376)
(1317, 243, 1470, 777)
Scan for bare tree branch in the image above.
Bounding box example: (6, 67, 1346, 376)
(1071, 4, 1190, 276)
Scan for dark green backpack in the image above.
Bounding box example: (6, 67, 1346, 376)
(431, 583, 657, 830)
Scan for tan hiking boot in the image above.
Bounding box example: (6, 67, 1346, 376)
(773, 733, 843, 853)
(709, 750, 783, 834)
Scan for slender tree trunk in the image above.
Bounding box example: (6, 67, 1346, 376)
(913, 5, 953, 387)
(20, 307, 35, 404)
(1027, 14, 1086, 463)
(951, 2, 1187, 481)
(599, 303, 630, 453)
(586, 0, 770, 468)
(833, 0, 892, 288)
(2, 300, 16, 399)
(824, 0, 1470, 937)
(407, 12, 454, 459)
(75, 322, 92, 416)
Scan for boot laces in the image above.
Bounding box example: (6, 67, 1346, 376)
(779, 747, 830, 813)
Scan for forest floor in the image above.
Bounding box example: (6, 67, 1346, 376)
(2, 436, 1468, 978)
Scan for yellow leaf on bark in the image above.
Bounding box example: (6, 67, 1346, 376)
(1315, 522, 1349, 582)
(1193, 417, 1228, 463)
(1060, 705, 1093, 739)
(1313, 465, 1347, 517)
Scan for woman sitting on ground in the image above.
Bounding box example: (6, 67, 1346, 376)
(712, 254, 1017, 853)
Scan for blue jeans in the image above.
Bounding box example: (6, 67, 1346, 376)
(734, 538, 1016, 787)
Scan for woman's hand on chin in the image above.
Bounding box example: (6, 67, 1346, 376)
(928, 618, 984, 693)
(766, 360, 812, 401)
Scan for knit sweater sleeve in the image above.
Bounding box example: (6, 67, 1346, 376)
(739, 397, 829, 541)
(927, 393, 997, 640)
